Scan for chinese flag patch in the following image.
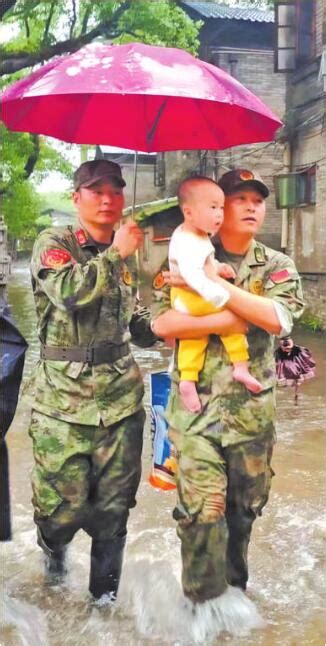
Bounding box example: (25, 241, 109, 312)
(270, 269, 291, 284)
(41, 248, 72, 269)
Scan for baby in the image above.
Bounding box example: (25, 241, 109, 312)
(169, 176, 263, 413)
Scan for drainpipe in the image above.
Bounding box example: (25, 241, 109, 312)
(282, 141, 295, 258)
(281, 143, 290, 251)
(286, 140, 296, 259)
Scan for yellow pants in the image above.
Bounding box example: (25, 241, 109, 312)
(171, 286, 249, 382)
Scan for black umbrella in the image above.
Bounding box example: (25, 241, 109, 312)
(275, 336, 316, 405)
(0, 296, 28, 540)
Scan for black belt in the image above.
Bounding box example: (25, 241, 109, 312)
(40, 342, 130, 365)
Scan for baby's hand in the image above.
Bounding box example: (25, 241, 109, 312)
(217, 263, 236, 279)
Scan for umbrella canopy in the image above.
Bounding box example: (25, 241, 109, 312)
(1, 42, 282, 151)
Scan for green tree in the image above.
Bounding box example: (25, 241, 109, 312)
(0, 0, 201, 240)
(0, 122, 73, 239)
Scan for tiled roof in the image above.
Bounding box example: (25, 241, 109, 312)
(180, 1, 274, 23)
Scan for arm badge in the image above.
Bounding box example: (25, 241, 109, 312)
(153, 271, 165, 290)
(41, 248, 72, 269)
(270, 269, 292, 284)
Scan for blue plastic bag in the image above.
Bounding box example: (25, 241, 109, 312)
(149, 372, 176, 490)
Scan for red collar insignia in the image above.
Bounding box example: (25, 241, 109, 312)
(75, 229, 88, 246)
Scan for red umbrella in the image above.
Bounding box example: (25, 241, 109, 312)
(0, 42, 282, 151)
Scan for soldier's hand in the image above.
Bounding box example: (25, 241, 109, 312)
(112, 221, 143, 259)
(162, 271, 187, 288)
(217, 263, 236, 280)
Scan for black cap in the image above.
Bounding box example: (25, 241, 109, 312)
(73, 160, 126, 190)
(218, 169, 269, 198)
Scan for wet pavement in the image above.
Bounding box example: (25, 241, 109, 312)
(1, 262, 325, 645)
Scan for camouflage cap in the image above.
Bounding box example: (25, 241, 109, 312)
(218, 169, 269, 198)
(73, 159, 126, 190)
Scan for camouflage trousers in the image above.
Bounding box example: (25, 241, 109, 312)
(28, 408, 145, 547)
(170, 425, 275, 603)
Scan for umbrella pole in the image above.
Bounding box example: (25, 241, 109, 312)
(131, 151, 141, 300)
(131, 151, 138, 219)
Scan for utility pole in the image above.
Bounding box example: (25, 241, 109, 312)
(0, 216, 11, 300)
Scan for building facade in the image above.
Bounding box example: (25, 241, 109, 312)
(274, 0, 326, 327)
(180, 0, 287, 250)
(99, 2, 287, 250)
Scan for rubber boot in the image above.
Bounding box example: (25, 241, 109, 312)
(89, 534, 126, 603)
(37, 527, 67, 584)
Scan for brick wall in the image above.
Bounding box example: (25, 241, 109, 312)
(286, 0, 326, 326)
(301, 274, 326, 329)
(120, 162, 163, 207)
(292, 125, 326, 274)
(157, 48, 287, 249)
(207, 49, 286, 250)
(285, 1, 325, 273)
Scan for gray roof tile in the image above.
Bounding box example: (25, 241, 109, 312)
(180, 1, 274, 23)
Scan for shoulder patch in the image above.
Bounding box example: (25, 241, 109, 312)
(41, 248, 72, 269)
(270, 269, 295, 284)
(153, 271, 165, 290)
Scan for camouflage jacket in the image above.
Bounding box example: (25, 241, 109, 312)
(30, 223, 155, 426)
(151, 239, 305, 446)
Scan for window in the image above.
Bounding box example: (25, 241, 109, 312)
(274, 166, 316, 208)
(154, 153, 165, 187)
(297, 1, 315, 63)
(275, 0, 315, 72)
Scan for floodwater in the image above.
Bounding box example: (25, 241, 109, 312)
(1, 262, 325, 646)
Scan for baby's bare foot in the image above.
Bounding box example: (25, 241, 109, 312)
(233, 363, 263, 394)
(179, 381, 202, 412)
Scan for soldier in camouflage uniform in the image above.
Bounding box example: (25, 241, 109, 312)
(151, 169, 304, 608)
(29, 160, 155, 602)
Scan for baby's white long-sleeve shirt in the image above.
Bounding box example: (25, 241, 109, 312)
(169, 226, 230, 308)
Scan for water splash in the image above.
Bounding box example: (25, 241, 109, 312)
(118, 558, 265, 644)
(1, 594, 49, 646)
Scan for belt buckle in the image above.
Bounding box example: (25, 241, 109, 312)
(86, 346, 95, 365)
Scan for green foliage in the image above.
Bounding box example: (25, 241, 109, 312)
(298, 310, 324, 332)
(1, 0, 201, 242)
(1, 176, 42, 240)
(0, 1, 201, 73)
(0, 123, 73, 239)
(40, 192, 75, 215)
(116, 2, 202, 54)
(35, 213, 52, 229)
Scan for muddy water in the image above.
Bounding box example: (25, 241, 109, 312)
(1, 262, 325, 645)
